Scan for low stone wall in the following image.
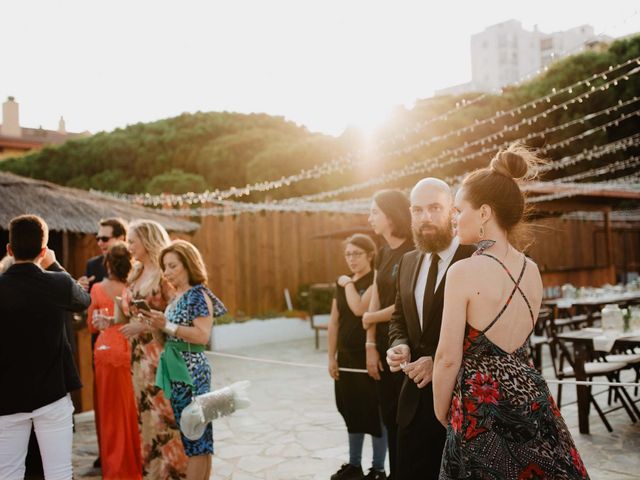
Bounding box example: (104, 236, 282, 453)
(210, 317, 315, 350)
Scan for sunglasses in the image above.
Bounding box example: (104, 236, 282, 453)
(96, 236, 113, 243)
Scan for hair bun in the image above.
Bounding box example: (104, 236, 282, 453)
(490, 145, 535, 180)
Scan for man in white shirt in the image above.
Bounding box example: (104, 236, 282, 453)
(386, 178, 475, 479)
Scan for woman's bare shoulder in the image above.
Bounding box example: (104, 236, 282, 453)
(447, 256, 482, 281)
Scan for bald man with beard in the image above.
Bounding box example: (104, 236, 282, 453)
(386, 178, 475, 479)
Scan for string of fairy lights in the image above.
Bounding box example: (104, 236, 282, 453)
(93, 55, 640, 208)
(157, 154, 640, 217)
(142, 109, 640, 216)
(287, 96, 640, 203)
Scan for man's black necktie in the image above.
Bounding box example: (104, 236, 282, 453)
(422, 253, 440, 330)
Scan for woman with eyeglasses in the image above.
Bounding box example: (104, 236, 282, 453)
(328, 234, 387, 480)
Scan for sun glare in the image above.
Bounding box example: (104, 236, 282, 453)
(347, 103, 394, 139)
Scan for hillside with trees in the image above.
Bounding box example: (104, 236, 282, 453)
(2, 34, 638, 200)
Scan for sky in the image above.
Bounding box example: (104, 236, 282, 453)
(1, 1, 639, 137)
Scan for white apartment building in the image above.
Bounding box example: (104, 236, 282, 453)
(437, 20, 606, 95)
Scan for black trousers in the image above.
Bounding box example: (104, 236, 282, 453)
(396, 383, 446, 480)
(378, 365, 404, 480)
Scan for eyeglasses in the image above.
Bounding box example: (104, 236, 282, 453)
(96, 236, 113, 243)
(344, 251, 366, 259)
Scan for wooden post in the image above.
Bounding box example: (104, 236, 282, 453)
(62, 231, 70, 269)
(604, 207, 613, 267)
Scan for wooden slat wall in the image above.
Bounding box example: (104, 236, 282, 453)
(526, 217, 637, 286)
(61, 214, 638, 317)
(190, 211, 371, 316)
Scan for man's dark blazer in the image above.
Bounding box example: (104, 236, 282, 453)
(388, 244, 475, 427)
(85, 254, 107, 291)
(0, 261, 90, 415)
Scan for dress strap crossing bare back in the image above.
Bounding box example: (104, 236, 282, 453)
(477, 253, 535, 334)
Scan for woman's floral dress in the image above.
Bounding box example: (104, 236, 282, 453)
(440, 253, 589, 480)
(164, 284, 227, 456)
(123, 279, 188, 479)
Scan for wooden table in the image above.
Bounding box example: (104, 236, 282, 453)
(544, 292, 640, 328)
(544, 292, 640, 309)
(555, 329, 640, 434)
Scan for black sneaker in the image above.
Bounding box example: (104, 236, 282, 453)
(330, 463, 364, 480)
(363, 469, 387, 480)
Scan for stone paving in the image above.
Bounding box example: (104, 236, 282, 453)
(74, 337, 640, 479)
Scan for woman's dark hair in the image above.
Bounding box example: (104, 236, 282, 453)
(104, 241, 133, 283)
(343, 233, 377, 269)
(373, 189, 411, 239)
(461, 143, 541, 248)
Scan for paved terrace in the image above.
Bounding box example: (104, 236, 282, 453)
(74, 338, 640, 479)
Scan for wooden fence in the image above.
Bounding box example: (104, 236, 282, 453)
(59, 212, 639, 317)
(189, 211, 370, 316)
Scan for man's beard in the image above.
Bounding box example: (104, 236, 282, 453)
(412, 219, 454, 253)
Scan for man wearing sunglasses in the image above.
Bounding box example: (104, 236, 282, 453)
(78, 218, 128, 292)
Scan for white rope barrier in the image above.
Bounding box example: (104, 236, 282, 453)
(205, 350, 640, 387)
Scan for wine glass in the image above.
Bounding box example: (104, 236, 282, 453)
(92, 307, 111, 330)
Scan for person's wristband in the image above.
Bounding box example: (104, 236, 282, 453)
(365, 342, 377, 348)
(163, 322, 179, 336)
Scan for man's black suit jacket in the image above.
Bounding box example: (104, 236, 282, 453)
(388, 244, 475, 427)
(85, 254, 107, 291)
(0, 261, 90, 415)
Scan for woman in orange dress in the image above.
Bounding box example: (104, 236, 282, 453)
(120, 220, 188, 479)
(87, 242, 142, 480)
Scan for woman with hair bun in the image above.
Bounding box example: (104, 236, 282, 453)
(88, 242, 142, 480)
(433, 144, 589, 479)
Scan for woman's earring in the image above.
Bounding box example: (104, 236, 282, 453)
(479, 225, 484, 239)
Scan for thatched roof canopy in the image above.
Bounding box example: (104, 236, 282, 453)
(0, 172, 199, 233)
(525, 181, 640, 214)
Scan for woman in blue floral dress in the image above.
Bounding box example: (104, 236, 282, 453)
(142, 240, 227, 480)
(433, 145, 589, 479)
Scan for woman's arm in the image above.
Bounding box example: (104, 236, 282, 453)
(327, 299, 340, 380)
(342, 281, 373, 316)
(433, 263, 469, 426)
(364, 277, 384, 379)
(363, 305, 395, 328)
(87, 288, 98, 334)
(145, 294, 214, 346)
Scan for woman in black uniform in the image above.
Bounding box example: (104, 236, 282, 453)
(328, 234, 385, 480)
(362, 190, 413, 480)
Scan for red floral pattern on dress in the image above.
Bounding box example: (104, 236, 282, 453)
(464, 414, 487, 441)
(571, 447, 588, 478)
(440, 251, 589, 479)
(467, 372, 500, 405)
(518, 463, 545, 480)
(549, 395, 561, 417)
(450, 396, 463, 433)
(464, 326, 481, 352)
